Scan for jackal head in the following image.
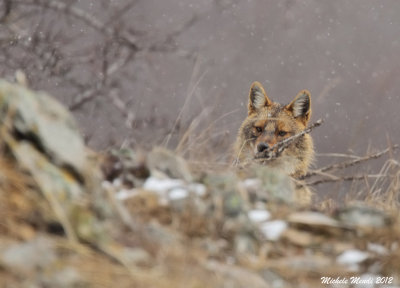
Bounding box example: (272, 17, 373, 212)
(235, 81, 314, 177)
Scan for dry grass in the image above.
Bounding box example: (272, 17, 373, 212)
(166, 91, 400, 211)
(1, 125, 399, 287)
(3, 75, 399, 287)
(159, 78, 239, 171)
(162, 71, 400, 212)
(166, 93, 400, 211)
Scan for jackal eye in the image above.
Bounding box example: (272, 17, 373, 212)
(278, 130, 288, 137)
(255, 126, 263, 133)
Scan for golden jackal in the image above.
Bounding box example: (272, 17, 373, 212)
(234, 81, 314, 179)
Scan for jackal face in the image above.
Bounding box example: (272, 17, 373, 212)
(235, 82, 314, 177)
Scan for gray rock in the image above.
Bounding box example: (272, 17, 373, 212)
(223, 192, 243, 217)
(147, 147, 192, 182)
(259, 269, 289, 288)
(205, 260, 271, 288)
(0, 80, 105, 244)
(255, 166, 295, 204)
(0, 80, 88, 177)
(42, 267, 83, 288)
(336, 203, 391, 228)
(121, 247, 152, 266)
(234, 234, 257, 255)
(204, 172, 246, 217)
(1, 236, 56, 275)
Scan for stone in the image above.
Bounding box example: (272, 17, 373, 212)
(147, 147, 192, 182)
(1, 236, 56, 275)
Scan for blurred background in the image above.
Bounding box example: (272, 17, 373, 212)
(1, 0, 399, 168)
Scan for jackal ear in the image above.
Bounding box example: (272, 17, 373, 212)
(286, 90, 312, 123)
(248, 81, 272, 115)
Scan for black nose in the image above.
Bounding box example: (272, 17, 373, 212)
(257, 142, 269, 153)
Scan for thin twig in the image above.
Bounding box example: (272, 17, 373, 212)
(103, 182, 141, 233)
(302, 144, 399, 179)
(69, 82, 103, 111)
(69, 46, 133, 110)
(233, 119, 323, 167)
(232, 138, 255, 167)
(315, 152, 361, 159)
(148, 14, 198, 52)
(306, 174, 387, 186)
(17, 0, 139, 50)
(163, 58, 207, 147)
(254, 119, 324, 161)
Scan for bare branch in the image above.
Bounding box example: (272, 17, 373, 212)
(148, 14, 198, 53)
(68, 82, 103, 111)
(306, 174, 386, 186)
(254, 119, 324, 161)
(0, 0, 12, 22)
(315, 152, 361, 159)
(302, 144, 399, 179)
(15, 0, 139, 50)
(69, 45, 133, 111)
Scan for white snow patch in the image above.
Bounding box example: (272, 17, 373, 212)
(259, 220, 287, 241)
(101, 180, 112, 189)
(337, 249, 369, 265)
(115, 188, 140, 200)
(169, 188, 189, 200)
(189, 183, 207, 196)
(367, 243, 388, 255)
(112, 178, 123, 188)
(248, 209, 271, 223)
(143, 177, 184, 194)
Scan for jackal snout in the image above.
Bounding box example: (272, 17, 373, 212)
(255, 139, 276, 159)
(256, 142, 269, 153)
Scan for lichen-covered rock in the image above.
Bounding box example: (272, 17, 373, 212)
(0, 80, 88, 177)
(147, 146, 193, 182)
(238, 165, 299, 205)
(0, 80, 102, 243)
(336, 203, 392, 228)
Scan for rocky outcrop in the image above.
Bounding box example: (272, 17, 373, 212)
(0, 80, 399, 287)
